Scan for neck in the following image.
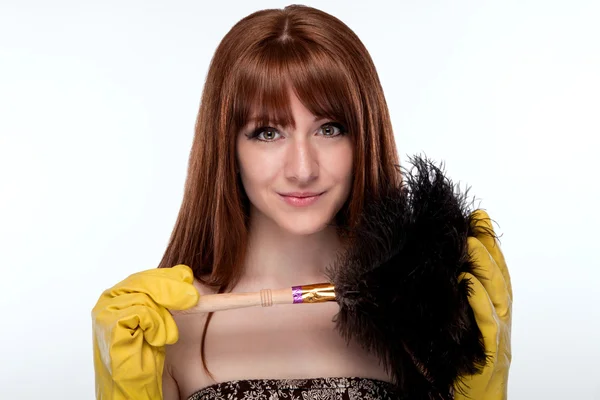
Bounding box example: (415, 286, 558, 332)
(233, 211, 345, 292)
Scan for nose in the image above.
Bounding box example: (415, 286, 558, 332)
(284, 136, 318, 184)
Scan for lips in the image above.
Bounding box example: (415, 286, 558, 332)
(279, 192, 323, 198)
(278, 192, 324, 207)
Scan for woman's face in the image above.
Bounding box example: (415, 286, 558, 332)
(236, 91, 353, 236)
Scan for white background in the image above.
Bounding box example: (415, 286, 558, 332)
(1, 0, 599, 399)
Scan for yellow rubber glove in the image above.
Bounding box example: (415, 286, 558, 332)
(456, 210, 513, 400)
(92, 264, 199, 400)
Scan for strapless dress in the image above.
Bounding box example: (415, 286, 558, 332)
(187, 376, 406, 399)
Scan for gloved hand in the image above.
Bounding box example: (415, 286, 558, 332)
(456, 210, 513, 400)
(92, 264, 199, 400)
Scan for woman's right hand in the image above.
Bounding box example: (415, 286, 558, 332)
(92, 264, 200, 400)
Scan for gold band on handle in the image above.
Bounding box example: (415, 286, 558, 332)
(292, 283, 336, 304)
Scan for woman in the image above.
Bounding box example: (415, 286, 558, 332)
(92, 4, 511, 400)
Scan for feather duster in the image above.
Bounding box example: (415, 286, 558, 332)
(327, 154, 493, 399)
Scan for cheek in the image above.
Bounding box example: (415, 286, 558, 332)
(237, 144, 278, 193)
(240, 169, 269, 194)
(326, 140, 353, 182)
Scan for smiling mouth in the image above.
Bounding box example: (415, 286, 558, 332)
(278, 192, 324, 207)
(279, 192, 324, 197)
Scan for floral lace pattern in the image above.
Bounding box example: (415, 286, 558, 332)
(187, 377, 406, 400)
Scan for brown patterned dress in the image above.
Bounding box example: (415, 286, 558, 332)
(187, 377, 407, 400)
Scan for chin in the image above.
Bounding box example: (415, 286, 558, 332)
(276, 214, 334, 237)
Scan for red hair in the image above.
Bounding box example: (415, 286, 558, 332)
(158, 4, 401, 374)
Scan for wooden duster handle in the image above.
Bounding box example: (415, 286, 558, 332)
(172, 283, 336, 315)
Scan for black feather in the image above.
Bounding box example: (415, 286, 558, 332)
(327, 154, 491, 399)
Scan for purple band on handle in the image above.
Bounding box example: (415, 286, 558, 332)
(292, 286, 303, 304)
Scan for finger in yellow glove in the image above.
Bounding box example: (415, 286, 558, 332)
(92, 264, 199, 400)
(456, 210, 513, 400)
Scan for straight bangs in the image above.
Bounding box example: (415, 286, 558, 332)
(226, 39, 362, 145)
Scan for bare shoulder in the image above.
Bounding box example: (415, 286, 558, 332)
(165, 277, 217, 397)
(165, 277, 214, 360)
(171, 277, 216, 341)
